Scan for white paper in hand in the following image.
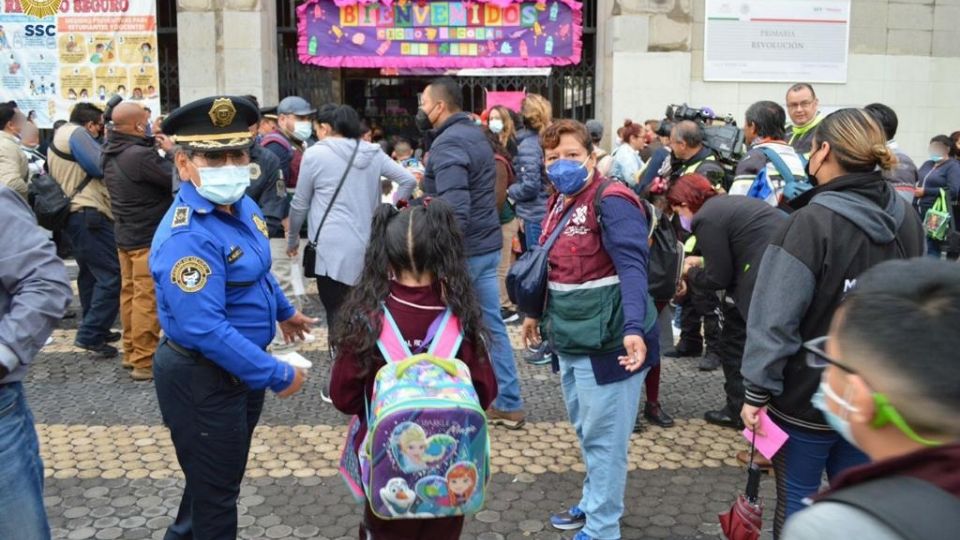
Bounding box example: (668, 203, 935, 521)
(275, 351, 313, 369)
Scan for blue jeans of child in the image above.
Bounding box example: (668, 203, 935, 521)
(0, 383, 50, 540)
(771, 422, 869, 538)
(467, 250, 523, 412)
(558, 353, 648, 540)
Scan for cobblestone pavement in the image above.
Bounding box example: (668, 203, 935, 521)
(31, 274, 776, 539)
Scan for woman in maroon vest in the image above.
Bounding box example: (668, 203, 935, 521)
(522, 120, 659, 540)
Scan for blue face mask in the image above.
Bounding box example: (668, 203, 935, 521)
(811, 380, 857, 446)
(195, 165, 251, 205)
(546, 157, 591, 195)
(930, 154, 944, 163)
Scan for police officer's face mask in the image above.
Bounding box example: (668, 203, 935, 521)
(190, 155, 252, 206)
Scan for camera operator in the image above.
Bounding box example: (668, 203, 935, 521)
(731, 101, 810, 203)
(662, 120, 728, 187)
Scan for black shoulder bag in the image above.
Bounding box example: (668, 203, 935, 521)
(28, 144, 93, 231)
(506, 205, 575, 318)
(302, 140, 360, 279)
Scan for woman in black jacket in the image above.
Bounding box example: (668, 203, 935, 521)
(739, 108, 925, 538)
(914, 135, 960, 258)
(667, 174, 786, 432)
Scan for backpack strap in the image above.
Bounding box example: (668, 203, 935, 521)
(261, 132, 293, 152)
(820, 476, 960, 540)
(758, 146, 799, 185)
(426, 309, 463, 359)
(376, 305, 413, 363)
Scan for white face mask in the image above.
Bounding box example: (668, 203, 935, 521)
(489, 118, 504, 134)
(195, 165, 251, 205)
(293, 120, 313, 141)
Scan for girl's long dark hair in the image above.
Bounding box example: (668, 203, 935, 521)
(331, 200, 488, 374)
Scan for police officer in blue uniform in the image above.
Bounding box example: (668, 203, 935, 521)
(150, 96, 314, 540)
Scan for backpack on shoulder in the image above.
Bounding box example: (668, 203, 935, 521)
(338, 306, 490, 520)
(27, 145, 92, 231)
(594, 179, 684, 302)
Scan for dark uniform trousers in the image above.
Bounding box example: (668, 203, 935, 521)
(153, 339, 265, 540)
(676, 282, 722, 354)
(715, 301, 746, 416)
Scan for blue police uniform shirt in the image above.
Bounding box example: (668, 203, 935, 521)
(150, 180, 296, 392)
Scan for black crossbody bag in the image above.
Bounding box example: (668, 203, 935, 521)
(302, 140, 360, 279)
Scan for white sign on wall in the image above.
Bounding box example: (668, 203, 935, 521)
(704, 0, 851, 83)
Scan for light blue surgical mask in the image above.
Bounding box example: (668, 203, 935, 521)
(195, 165, 251, 205)
(293, 120, 313, 142)
(489, 119, 504, 134)
(811, 380, 858, 446)
(929, 154, 944, 163)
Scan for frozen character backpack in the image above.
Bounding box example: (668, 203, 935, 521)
(338, 305, 490, 519)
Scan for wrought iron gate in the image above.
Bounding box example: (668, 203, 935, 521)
(277, 0, 597, 120)
(157, 0, 179, 113)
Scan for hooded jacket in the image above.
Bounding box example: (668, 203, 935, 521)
(422, 112, 501, 257)
(101, 131, 174, 250)
(508, 128, 549, 224)
(287, 137, 416, 286)
(742, 172, 924, 430)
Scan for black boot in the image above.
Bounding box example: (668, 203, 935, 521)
(663, 344, 703, 358)
(704, 408, 745, 430)
(644, 401, 675, 428)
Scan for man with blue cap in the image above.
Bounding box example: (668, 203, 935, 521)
(149, 95, 315, 540)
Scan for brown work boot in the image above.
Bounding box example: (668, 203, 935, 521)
(130, 368, 153, 381)
(737, 449, 773, 472)
(486, 408, 526, 430)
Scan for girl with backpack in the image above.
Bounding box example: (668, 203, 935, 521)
(330, 200, 498, 540)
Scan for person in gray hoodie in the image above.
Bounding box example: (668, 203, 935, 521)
(287, 105, 415, 330)
(0, 185, 72, 539)
(739, 109, 925, 537)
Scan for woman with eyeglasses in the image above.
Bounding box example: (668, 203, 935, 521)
(739, 108, 925, 538)
(782, 259, 960, 539)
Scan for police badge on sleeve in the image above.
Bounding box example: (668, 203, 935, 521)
(171, 256, 212, 293)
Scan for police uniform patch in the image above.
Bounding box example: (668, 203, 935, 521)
(227, 246, 244, 264)
(249, 163, 261, 180)
(172, 207, 190, 228)
(171, 256, 212, 293)
(252, 215, 269, 238)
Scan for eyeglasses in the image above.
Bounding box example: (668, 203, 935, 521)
(804, 336, 943, 447)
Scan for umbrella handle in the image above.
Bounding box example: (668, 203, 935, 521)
(748, 424, 758, 468)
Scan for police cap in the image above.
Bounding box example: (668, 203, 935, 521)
(260, 105, 278, 120)
(162, 95, 260, 152)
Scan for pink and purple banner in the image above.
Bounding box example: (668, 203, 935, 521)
(297, 0, 582, 68)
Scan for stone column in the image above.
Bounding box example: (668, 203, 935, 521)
(595, 0, 694, 144)
(176, 0, 279, 106)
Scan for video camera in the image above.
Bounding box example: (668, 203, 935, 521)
(664, 103, 744, 163)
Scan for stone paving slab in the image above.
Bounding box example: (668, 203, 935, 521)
(44, 470, 776, 540)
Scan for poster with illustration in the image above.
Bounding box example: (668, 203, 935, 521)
(298, 0, 583, 69)
(0, 3, 161, 128)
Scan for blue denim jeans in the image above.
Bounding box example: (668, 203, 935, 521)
(559, 353, 647, 540)
(771, 422, 869, 538)
(66, 209, 120, 346)
(467, 250, 523, 412)
(524, 218, 542, 252)
(0, 383, 50, 540)
(927, 236, 943, 259)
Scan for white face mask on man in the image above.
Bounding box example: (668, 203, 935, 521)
(293, 120, 313, 141)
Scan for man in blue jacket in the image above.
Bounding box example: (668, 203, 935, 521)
(0, 186, 72, 539)
(419, 77, 525, 429)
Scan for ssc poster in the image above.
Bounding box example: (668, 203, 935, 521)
(298, 0, 583, 69)
(0, 2, 161, 128)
